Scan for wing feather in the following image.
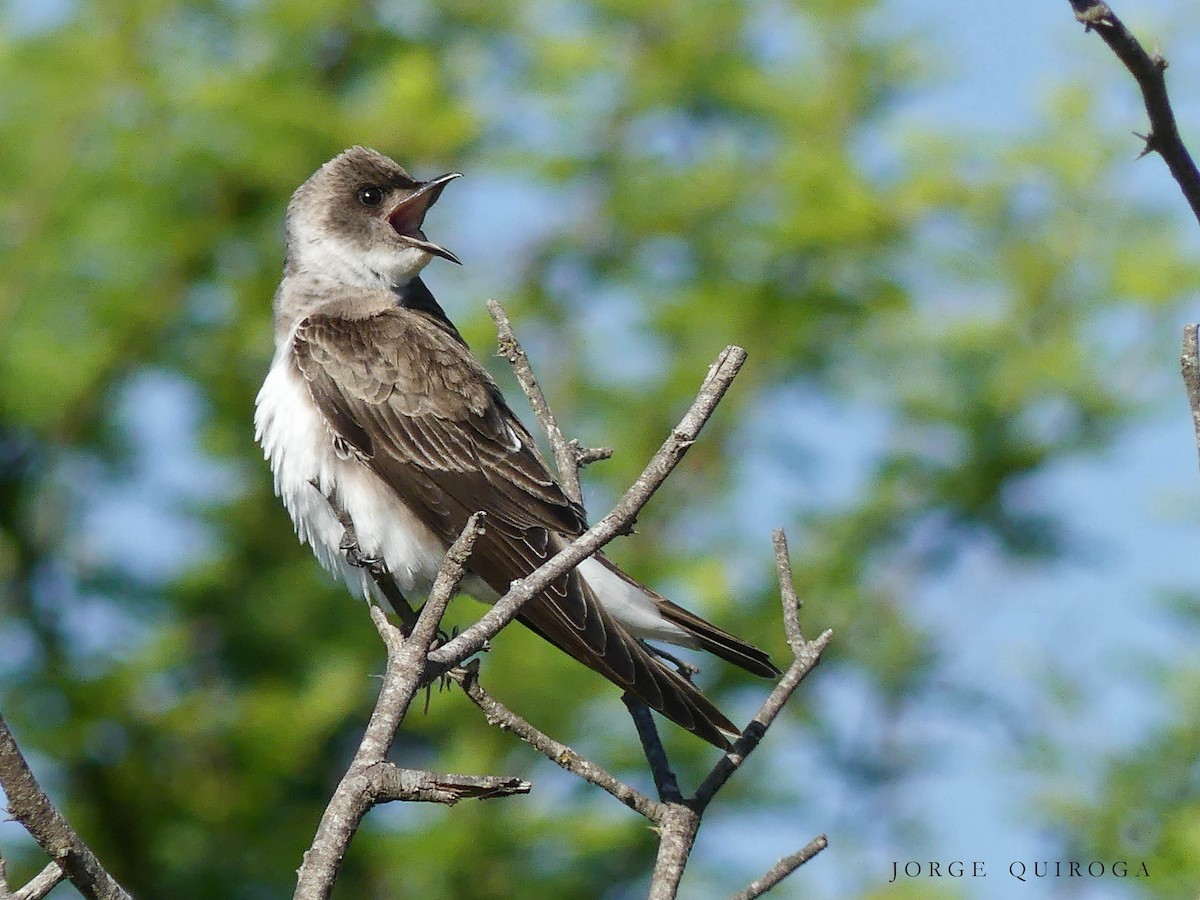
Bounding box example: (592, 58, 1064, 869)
(292, 307, 739, 748)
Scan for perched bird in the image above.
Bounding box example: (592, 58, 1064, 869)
(254, 147, 778, 748)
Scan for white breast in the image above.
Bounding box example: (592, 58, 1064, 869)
(253, 342, 449, 602)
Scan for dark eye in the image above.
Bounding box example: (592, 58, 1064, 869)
(356, 185, 384, 208)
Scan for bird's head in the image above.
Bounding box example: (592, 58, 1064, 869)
(284, 146, 461, 287)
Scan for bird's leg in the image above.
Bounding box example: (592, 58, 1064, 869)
(309, 479, 421, 633)
(643, 642, 701, 681)
(327, 498, 382, 570)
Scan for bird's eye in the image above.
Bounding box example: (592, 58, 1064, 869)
(356, 185, 384, 208)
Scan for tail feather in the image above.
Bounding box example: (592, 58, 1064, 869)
(655, 598, 781, 678)
(517, 605, 740, 749)
(590, 554, 781, 679)
(511, 544, 779, 749)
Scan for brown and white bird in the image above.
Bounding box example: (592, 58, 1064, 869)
(254, 147, 778, 748)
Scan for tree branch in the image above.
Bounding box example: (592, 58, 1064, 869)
(487, 299, 612, 504)
(299, 306, 824, 899)
(452, 667, 665, 821)
(621, 694, 683, 804)
(293, 513, 533, 900)
(647, 804, 701, 900)
(639, 530, 831, 898)
(367, 763, 529, 804)
(0, 713, 131, 900)
(1067, 0, 1200, 225)
(449, 520, 830, 900)
(489, 300, 690, 809)
(1182, 324, 1200, 470)
(11, 863, 67, 900)
(729, 834, 830, 900)
(481, 309, 828, 898)
(694, 628, 833, 810)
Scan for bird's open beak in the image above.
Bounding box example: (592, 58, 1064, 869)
(388, 172, 462, 265)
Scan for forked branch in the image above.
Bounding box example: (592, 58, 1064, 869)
(1064, 7, 1200, 482)
(0, 714, 130, 900)
(293, 514, 532, 900)
(297, 302, 826, 899)
(1067, 0, 1200, 224)
(482, 303, 830, 898)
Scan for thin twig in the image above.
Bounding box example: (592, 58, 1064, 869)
(694, 531, 830, 809)
(427, 346, 747, 673)
(772, 529, 804, 652)
(640, 530, 831, 899)
(491, 300, 691, 807)
(1067, 0, 1200, 225)
(621, 694, 682, 803)
(409, 512, 486, 657)
(0, 713, 131, 900)
(645, 629, 832, 900)
(452, 667, 665, 821)
(487, 299, 612, 504)
(695, 630, 832, 810)
(12, 863, 67, 900)
(730, 834, 830, 900)
(1182, 324, 1200, 471)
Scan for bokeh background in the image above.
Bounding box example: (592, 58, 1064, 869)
(2, 0, 1199, 897)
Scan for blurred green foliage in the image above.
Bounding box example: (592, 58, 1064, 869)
(0, 0, 1198, 897)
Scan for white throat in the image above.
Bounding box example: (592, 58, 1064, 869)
(291, 230, 432, 289)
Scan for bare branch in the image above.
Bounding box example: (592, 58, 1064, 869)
(0, 713, 131, 900)
(730, 834, 830, 900)
(12, 863, 66, 900)
(1182, 325, 1200, 470)
(640, 529, 831, 898)
(772, 529, 804, 652)
(302, 304, 820, 900)
(452, 666, 665, 821)
(695, 629, 832, 810)
(294, 514, 518, 900)
(410, 511, 487, 657)
(490, 301, 691, 811)
(693, 532, 830, 809)
(573, 442, 614, 468)
(648, 803, 701, 900)
(1067, 0, 1200, 225)
(428, 345, 747, 673)
(487, 299, 612, 504)
(368, 763, 529, 804)
(621, 694, 682, 803)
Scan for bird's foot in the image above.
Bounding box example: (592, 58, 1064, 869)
(342, 541, 384, 572)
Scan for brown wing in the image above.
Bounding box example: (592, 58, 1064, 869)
(292, 307, 739, 748)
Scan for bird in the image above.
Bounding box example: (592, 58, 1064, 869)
(254, 147, 778, 749)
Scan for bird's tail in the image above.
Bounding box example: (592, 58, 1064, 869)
(653, 597, 781, 678)
(587, 554, 780, 678)
(518, 608, 745, 749)
(518, 553, 781, 750)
